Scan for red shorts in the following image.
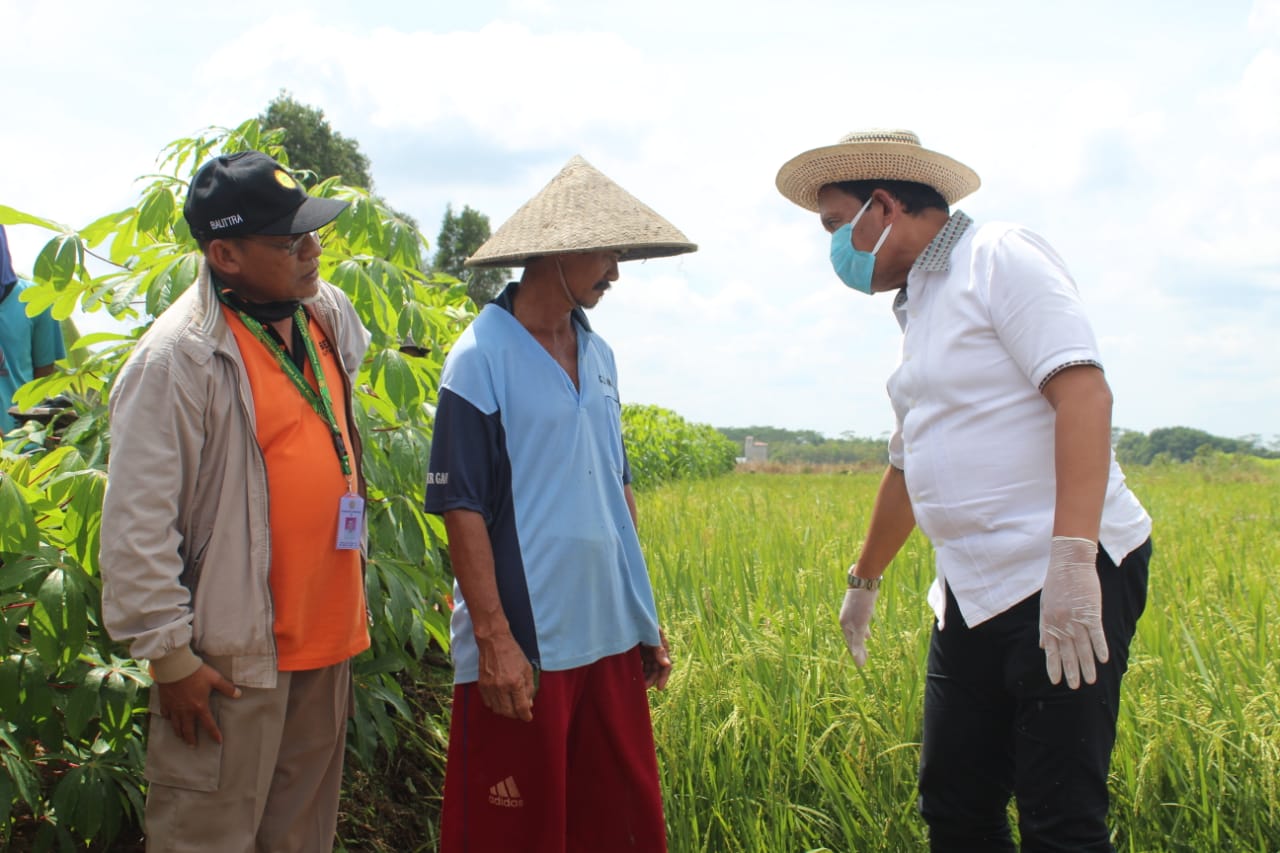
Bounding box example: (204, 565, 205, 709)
(439, 646, 666, 852)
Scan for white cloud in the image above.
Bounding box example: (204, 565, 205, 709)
(1250, 0, 1280, 33)
(197, 18, 673, 151)
(3, 0, 1279, 439)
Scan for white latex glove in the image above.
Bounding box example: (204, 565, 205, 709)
(839, 587, 879, 667)
(1039, 536, 1107, 689)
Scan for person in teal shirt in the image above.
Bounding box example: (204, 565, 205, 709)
(0, 225, 66, 433)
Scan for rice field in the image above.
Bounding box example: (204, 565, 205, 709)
(637, 462, 1280, 852)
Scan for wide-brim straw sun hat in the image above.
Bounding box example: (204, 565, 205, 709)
(775, 129, 980, 212)
(464, 155, 697, 268)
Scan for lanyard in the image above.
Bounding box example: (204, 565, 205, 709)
(232, 305, 353, 479)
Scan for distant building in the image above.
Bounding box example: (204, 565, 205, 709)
(743, 435, 768, 462)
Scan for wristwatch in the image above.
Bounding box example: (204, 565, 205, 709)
(846, 571, 881, 591)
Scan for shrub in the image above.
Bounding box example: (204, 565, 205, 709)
(622, 404, 738, 491)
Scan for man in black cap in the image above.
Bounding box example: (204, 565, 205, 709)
(100, 151, 372, 851)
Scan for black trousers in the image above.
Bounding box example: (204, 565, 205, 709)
(918, 539, 1152, 852)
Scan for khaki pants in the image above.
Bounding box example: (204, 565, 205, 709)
(143, 658, 352, 853)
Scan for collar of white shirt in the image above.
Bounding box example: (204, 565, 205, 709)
(914, 210, 973, 272)
(893, 209, 972, 325)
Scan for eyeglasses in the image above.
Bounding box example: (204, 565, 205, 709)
(241, 231, 320, 256)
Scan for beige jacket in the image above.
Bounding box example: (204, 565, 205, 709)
(100, 262, 370, 689)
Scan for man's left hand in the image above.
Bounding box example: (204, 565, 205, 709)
(640, 629, 672, 690)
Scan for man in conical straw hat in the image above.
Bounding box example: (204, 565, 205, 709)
(777, 130, 1152, 850)
(425, 155, 694, 852)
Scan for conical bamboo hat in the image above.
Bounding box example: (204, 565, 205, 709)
(464, 155, 697, 268)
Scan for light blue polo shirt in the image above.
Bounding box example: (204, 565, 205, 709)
(424, 282, 661, 684)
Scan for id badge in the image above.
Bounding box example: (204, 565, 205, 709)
(336, 493, 365, 550)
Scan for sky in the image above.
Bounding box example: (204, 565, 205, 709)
(2, 0, 1278, 441)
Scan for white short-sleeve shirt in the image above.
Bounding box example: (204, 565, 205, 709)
(887, 215, 1151, 628)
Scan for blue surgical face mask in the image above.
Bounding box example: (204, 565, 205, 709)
(830, 196, 893, 294)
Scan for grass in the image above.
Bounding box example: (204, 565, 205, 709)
(637, 464, 1280, 852)
(329, 460, 1278, 851)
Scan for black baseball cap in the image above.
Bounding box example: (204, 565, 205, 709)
(183, 151, 348, 240)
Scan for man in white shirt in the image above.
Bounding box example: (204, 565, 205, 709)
(777, 130, 1153, 852)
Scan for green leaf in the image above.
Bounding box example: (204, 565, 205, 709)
(409, 607, 429, 660)
(0, 769, 12, 829)
(0, 594, 20, 648)
(112, 761, 147, 830)
(0, 555, 48, 592)
(359, 389, 399, 423)
(370, 349, 419, 411)
(79, 208, 135, 248)
(70, 330, 136, 350)
(63, 684, 99, 740)
(328, 258, 376, 298)
(79, 768, 106, 841)
(423, 511, 447, 546)
(106, 210, 141, 267)
(61, 472, 106, 572)
(0, 473, 39, 553)
(0, 657, 21, 725)
(52, 283, 83, 321)
(354, 650, 406, 676)
(136, 187, 177, 236)
(391, 500, 428, 566)
(0, 204, 67, 232)
(35, 446, 84, 493)
(32, 568, 88, 672)
(28, 601, 61, 672)
(143, 250, 200, 317)
(0, 748, 40, 813)
(381, 564, 412, 638)
(52, 764, 106, 841)
(421, 608, 451, 655)
(232, 117, 262, 150)
(99, 669, 139, 748)
(33, 233, 85, 289)
(17, 652, 53, 720)
(9, 369, 76, 412)
(83, 665, 110, 691)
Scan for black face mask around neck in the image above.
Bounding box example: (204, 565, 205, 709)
(217, 287, 301, 322)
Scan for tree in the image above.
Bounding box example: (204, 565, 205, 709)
(433, 204, 509, 305)
(1113, 425, 1278, 465)
(258, 92, 431, 272)
(717, 426, 829, 446)
(258, 91, 373, 189)
(1114, 429, 1153, 466)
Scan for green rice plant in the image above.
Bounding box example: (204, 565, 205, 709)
(1110, 465, 1280, 852)
(637, 466, 1280, 852)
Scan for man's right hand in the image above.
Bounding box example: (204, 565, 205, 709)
(476, 633, 536, 722)
(157, 663, 241, 747)
(839, 588, 880, 667)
